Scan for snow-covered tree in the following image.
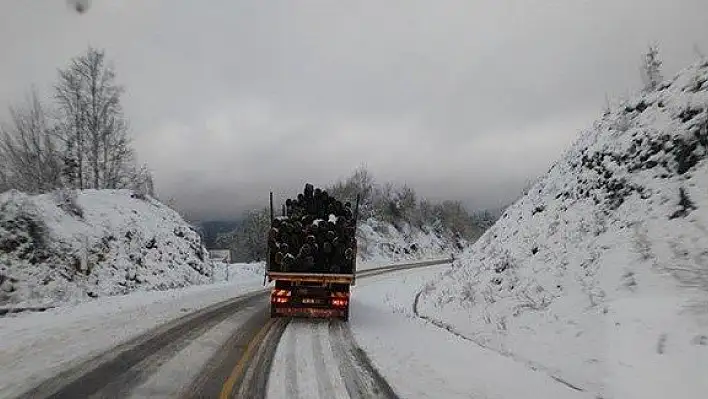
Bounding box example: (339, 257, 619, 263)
(641, 44, 663, 91)
(130, 164, 156, 198)
(373, 183, 418, 227)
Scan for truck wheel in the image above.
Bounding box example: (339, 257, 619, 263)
(341, 309, 349, 322)
(270, 304, 277, 318)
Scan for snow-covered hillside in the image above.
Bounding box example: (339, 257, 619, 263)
(356, 218, 461, 264)
(418, 61, 708, 398)
(0, 189, 214, 307)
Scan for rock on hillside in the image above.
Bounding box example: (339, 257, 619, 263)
(0, 189, 213, 307)
(418, 61, 708, 399)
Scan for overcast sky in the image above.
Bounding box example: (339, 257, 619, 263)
(2, 0, 708, 220)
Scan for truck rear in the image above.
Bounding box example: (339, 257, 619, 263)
(265, 184, 359, 321)
(267, 271, 354, 321)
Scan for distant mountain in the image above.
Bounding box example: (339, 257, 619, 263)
(195, 220, 243, 248)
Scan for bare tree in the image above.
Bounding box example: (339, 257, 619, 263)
(641, 44, 663, 91)
(0, 89, 63, 193)
(0, 168, 9, 193)
(433, 200, 477, 238)
(373, 183, 418, 226)
(220, 208, 270, 262)
(55, 47, 132, 190)
(55, 67, 86, 189)
(417, 198, 436, 228)
(327, 164, 376, 219)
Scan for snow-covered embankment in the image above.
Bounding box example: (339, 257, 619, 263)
(418, 61, 708, 398)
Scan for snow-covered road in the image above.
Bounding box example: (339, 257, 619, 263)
(0, 259, 449, 398)
(267, 319, 395, 399)
(0, 258, 590, 399)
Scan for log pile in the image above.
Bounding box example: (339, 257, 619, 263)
(268, 184, 357, 273)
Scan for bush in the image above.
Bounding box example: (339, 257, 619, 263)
(53, 188, 83, 218)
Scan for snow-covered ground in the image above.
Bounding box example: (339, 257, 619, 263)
(356, 218, 457, 265)
(417, 61, 708, 398)
(0, 262, 265, 398)
(0, 189, 214, 307)
(350, 265, 591, 399)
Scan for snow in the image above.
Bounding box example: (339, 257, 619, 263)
(356, 218, 457, 266)
(0, 262, 265, 398)
(350, 265, 591, 399)
(0, 189, 215, 307)
(417, 61, 708, 398)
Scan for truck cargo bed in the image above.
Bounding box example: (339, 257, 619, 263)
(266, 271, 355, 284)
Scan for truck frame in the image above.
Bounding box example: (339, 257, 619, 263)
(265, 191, 359, 321)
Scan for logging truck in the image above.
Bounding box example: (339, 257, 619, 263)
(266, 185, 359, 321)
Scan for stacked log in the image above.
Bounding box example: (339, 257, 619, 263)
(268, 184, 356, 273)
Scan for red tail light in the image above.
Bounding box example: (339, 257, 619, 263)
(271, 289, 291, 304)
(331, 298, 348, 307)
(330, 292, 349, 307)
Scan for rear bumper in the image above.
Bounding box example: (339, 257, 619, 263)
(272, 306, 346, 318)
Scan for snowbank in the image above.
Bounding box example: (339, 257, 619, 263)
(418, 61, 708, 398)
(0, 189, 215, 307)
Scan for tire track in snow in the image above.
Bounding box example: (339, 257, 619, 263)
(285, 321, 301, 399)
(328, 321, 399, 399)
(310, 321, 337, 399)
(232, 318, 289, 399)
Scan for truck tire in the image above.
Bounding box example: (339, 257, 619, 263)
(341, 308, 349, 322)
(270, 304, 278, 318)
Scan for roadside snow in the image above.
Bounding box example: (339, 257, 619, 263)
(350, 265, 591, 399)
(418, 61, 708, 398)
(0, 262, 265, 398)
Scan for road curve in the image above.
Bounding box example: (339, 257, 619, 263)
(19, 257, 451, 399)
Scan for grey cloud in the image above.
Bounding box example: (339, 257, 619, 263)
(2, 0, 708, 219)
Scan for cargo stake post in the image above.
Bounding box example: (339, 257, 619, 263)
(265, 184, 360, 321)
